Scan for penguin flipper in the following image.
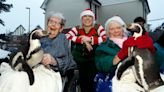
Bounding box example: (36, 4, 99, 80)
(117, 56, 135, 80)
(22, 61, 34, 85)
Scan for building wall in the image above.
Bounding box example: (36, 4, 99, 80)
(44, 0, 90, 29)
(42, 0, 149, 30)
(98, 0, 143, 26)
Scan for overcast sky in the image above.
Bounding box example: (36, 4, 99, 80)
(0, 0, 164, 34)
(0, 0, 45, 34)
(147, 0, 164, 29)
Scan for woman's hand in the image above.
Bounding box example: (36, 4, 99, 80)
(79, 35, 91, 43)
(113, 55, 121, 65)
(85, 42, 93, 52)
(79, 36, 93, 52)
(42, 53, 57, 66)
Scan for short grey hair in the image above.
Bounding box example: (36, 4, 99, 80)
(47, 12, 66, 26)
(105, 20, 123, 35)
(105, 16, 129, 37)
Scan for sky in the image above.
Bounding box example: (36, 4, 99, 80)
(0, 0, 45, 34)
(147, 0, 164, 29)
(0, 0, 164, 34)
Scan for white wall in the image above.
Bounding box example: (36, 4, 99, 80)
(42, 0, 148, 29)
(98, 0, 143, 26)
(44, 0, 90, 29)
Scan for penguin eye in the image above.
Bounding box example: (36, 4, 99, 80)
(134, 26, 140, 33)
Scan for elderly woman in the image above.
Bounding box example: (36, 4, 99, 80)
(95, 16, 128, 74)
(94, 16, 129, 91)
(95, 16, 145, 92)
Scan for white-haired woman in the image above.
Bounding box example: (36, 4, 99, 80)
(95, 15, 128, 76)
(36, 12, 77, 91)
(40, 12, 76, 74)
(94, 16, 143, 92)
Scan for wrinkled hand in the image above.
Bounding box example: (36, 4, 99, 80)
(85, 42, 93, 52)
(113, 55, 121, 65)
(79, 35, 91, 43)
(42, 54, 57, 66)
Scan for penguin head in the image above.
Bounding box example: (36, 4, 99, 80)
(26, 29, 44, 68)
(127, 23, 145, 39)
(29, 29, 42, 40)
(28, 29, 42, 52)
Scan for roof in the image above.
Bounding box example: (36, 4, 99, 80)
(12, 25, 26, 35)
(41, 0, 102, 10)
(40, 0, 48, 10)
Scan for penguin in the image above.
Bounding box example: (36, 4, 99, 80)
(132, 47, 164, 91)
(116, 23, 164, 91)
(26, 29, 57, 71)
(8, 51, 34, 85)
(116, 23, 145, 80)
(26, 29, 44, 68)
(10, 28, 44, 85)
(0, 28, 43, 85)
(8, 28, 44, 70)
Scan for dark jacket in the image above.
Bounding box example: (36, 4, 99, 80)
(95, 38, 120, 73)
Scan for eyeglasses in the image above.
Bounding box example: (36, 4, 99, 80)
(48, 20, 61, 26)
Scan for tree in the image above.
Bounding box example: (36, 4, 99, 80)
(0, 0, 13, 26)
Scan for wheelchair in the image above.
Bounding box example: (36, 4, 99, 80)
(62, 69, 81, 92)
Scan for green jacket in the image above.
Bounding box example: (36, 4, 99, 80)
(95, 38, 120, 73)
(72, 43, 98, 63)
(154, 43, 164, 70)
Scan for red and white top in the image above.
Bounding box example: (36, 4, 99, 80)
(66, 24, 106, 45)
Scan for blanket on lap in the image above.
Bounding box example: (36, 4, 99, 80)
(112, 64, 164, 92)
(112, 65, 144, 92)
(0, 62, 62, 92)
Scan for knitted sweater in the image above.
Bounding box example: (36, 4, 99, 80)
(118, 32, 156, 60)
(66, 24, 106, 62)
(66, 24, 106, 45)
(40, 33, 76, 75)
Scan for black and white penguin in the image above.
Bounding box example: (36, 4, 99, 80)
(116, 23, 164, 91)
(26, 29, 58, 71)
(8, 29, 43, 68)
(116, 23, 145, 80)
(8, 51, 34, 85)
(26, 29, 44, 68)
(0, 29, 43, 85)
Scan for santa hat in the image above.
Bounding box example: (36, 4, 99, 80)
(80, 8, 95, 20)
